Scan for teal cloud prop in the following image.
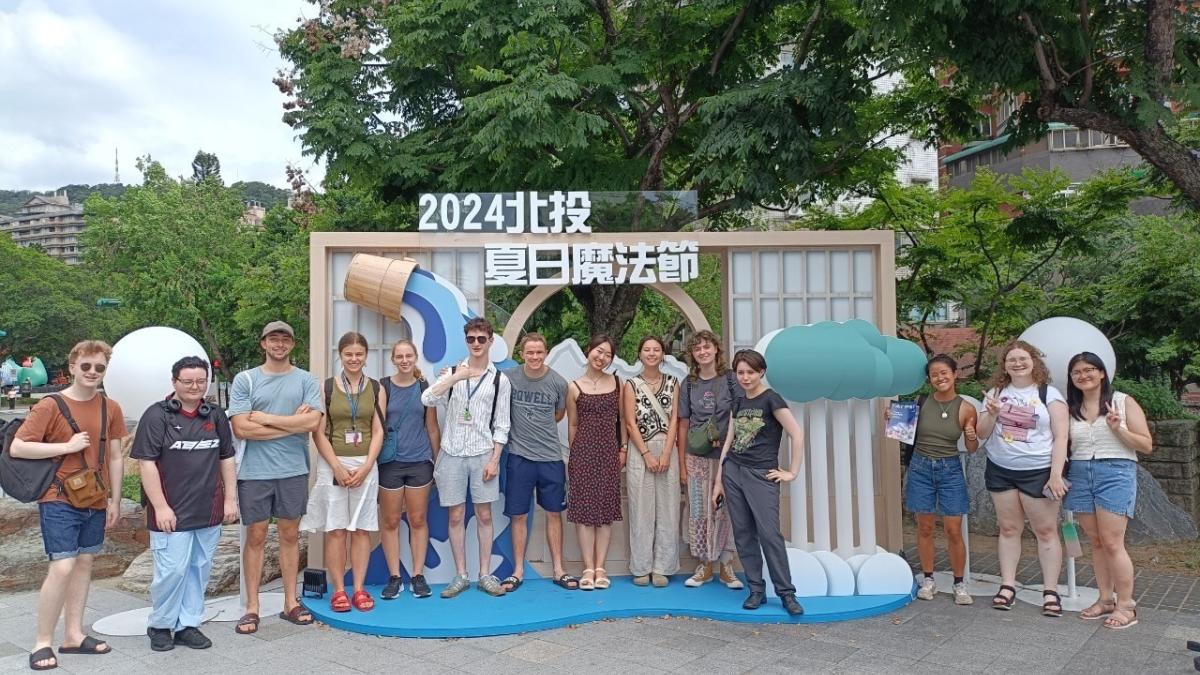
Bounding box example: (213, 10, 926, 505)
(760, 322, 926, 402)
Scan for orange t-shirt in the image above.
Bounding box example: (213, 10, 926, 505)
(16, 393, 127, 509)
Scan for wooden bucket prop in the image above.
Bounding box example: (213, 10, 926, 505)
(343, 254, 418, 322)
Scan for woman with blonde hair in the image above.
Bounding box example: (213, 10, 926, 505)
(677, 330, 741, 590)
(301, 331, 386, 612)
(976, 340, 1068, 617)
(377, 339, 441, 600)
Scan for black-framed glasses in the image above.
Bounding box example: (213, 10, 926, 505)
(466, 335, 489, 344)
(175, 379, 209, 388)
(76, 363, 107, 373)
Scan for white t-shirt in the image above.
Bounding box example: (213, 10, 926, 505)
(984, 383, 1065, 470)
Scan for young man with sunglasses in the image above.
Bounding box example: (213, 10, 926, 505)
(228, 321, 324, 634)
(12, 341, 127, 671)
(131, 356, 238, 652)
(421, 318, 512, 598)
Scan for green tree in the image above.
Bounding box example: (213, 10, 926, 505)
(0, 234, 101, 363)
(191, 150, 223, 185)
(865, 0, 1200, 209)
(82, 159, 255, 378)
(275, 0, 912, 344)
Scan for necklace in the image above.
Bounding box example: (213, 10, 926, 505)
(935, 398, 954, 419)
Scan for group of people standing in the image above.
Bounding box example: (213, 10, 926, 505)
(303, 321, 807, 615)
(905, 340, 1152, 630)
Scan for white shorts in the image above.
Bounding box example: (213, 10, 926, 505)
(300, 456, 379, 532)
(434, 453, 499, 506)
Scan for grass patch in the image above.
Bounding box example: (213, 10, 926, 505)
(121, 474, 142, 502)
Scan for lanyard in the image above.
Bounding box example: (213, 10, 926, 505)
(465, 370, 491, 404)
(342, 372, 365, 430)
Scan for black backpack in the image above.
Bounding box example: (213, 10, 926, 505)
(0, 395, 106, 503)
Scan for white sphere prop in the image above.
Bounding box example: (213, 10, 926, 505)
(855, 552, 917, 595)
(753, 328, 784, 389)
(106, 327, 209, 421)
(813, 550, 857, 596)
(1019, 318, 1116, 391)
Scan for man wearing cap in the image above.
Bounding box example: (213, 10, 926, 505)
(227, 321, 324, 635)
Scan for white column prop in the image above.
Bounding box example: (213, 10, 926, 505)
(807, 400, 831, 551)
(831, 401, 854, 555)
(852, 400, 877, 554)
(789, 404, 810, 547)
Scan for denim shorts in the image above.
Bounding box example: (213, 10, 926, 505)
(905, 453, 969, 516)
(39, 501, 106, 561)
(1064, 459, 1137, 518)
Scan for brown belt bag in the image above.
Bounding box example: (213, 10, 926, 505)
(49, 394, 109, 509)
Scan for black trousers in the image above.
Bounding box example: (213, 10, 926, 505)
(722, 460, 795, 597)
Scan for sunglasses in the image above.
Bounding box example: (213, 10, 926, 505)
(75, 363, 107, 373)
(466, 335, 489, 344)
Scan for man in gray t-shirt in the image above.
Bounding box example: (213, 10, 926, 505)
(500, 334, 577, 591)
(228, 321, 324, 632)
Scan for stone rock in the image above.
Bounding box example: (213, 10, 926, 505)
(1148, 420, 1200, 448)
(0, 498, 147, 593)
(1127, 465, 1199, 544)
(963, 452, 1197, 543)
(120, 523, 309, 595)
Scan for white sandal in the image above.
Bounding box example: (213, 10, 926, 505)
(579, 568, 595, 591)
(594, 568, 611, 590)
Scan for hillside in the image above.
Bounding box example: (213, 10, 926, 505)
(0, 181, 289, 215)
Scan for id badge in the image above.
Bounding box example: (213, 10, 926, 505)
(344, 430, 363, 445)
(459, 410, 473, 426)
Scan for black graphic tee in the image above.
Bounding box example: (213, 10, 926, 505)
(131, 401, 235, 532)
(728, 389, 789, 469)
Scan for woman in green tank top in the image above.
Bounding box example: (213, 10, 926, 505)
(903, 355, 978, 605)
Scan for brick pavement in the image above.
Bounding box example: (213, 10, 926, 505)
(0, 578, 1198, 674)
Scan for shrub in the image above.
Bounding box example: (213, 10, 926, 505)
(1113, 377, 1190, 420)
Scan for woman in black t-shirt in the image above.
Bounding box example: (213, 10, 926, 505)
(712, 350, 806, 616)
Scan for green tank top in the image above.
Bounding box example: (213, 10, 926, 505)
(328, 379, 377, 457)
(914, 395, 963, 459)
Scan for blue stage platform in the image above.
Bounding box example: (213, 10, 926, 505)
(302, 575, 914, 638)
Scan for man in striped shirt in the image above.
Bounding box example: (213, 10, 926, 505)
(421, 318, 512, 598)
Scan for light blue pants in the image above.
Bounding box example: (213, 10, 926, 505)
(147, 526, 221, 631)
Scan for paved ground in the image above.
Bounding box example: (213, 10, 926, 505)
(0, 578, 1197, 674)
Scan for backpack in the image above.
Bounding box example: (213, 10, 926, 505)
(0, 394, 107, 503)
(448, 366, 504, 432)
(323, 377, 385, 441)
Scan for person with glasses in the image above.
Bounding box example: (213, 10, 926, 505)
(421, 318, 512, 598)
(1064, 352, 1153, 629)
(130, 356, 238, 652)
(12, 341, 127, 671)
(301, 332, 387, 612)
(228, 321, 324, 634)
(976, 340, 1069, 617)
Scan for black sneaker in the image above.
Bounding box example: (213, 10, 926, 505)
(147, 627, 174, 652)
(411, 574, 432, 598)
(382, 575, 404, 600)
(742, 591, 766, 610)
(781, 595, 805, 616)
(173, 627, 212, 649)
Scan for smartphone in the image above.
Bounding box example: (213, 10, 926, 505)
(333, 476, 341, 487)
(715, 494, 725, 510)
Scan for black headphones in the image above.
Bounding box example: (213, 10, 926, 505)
(160, 395, 212, 418)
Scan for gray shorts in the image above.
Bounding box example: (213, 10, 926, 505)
(238, 475, 309, 524)
(434, 453, 499, 506)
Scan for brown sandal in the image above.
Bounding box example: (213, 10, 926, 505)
(1104, 603, 1138, 630)
(235, 613, 260, 634)
(1080, 600, 1115, 620)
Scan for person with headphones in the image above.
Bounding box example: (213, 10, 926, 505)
(130, 356, 238, 653)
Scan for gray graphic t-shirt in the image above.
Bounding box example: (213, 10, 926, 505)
(678, 371, 737, 440)
(505, 366, 568, 462)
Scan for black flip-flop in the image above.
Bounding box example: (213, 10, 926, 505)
(553, 574, 580, 590)
(29, 647, 56, 671)
(57, 636, 109, 655)
(500, 576, 523, 592)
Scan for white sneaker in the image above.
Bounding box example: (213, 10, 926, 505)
(719, 563, 744, 590)
(916, 576, 936, 600)
(953, 582, 974, 605)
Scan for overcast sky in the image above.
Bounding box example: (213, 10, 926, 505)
(0, 0, 322, 190)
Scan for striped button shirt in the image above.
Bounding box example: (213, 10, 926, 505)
(421, 364, 512, 457)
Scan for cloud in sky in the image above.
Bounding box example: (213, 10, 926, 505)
(0, 0, 322, 190)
